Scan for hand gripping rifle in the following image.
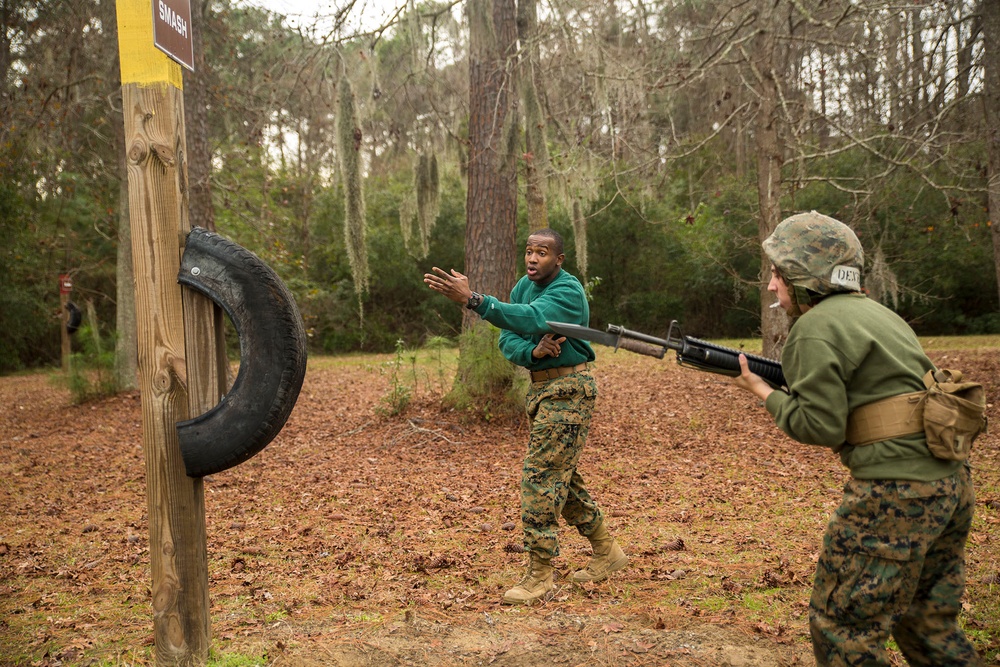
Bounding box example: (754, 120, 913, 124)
(547, 320, 787, 390)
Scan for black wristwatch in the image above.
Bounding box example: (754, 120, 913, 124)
(466, 292, 484, 310)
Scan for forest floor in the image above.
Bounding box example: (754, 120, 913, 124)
(1, 343, 999, 667)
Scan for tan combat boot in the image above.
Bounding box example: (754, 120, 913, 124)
(502, 552, 554, 605)
(570, 521, 628, 583)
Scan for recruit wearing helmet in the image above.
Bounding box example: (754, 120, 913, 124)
(763, 211, 864, 317)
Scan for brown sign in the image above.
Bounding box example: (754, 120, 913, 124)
(153, 0, 195, 71)
(59, 274, 73, 294)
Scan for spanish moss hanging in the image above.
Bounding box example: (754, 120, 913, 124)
(337, 75, 369, 302)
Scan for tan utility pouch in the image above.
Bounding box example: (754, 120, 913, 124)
(845, 369, 988, 460)
(921, 369, 987, 461)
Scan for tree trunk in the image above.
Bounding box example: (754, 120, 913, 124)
(754, 0, 786, 359)
(984, 0, 1000, 311)
(518, 0, 548, 232)
(910, 8, 928, 126)
(114, 147, 138, 390)
(457, 0, 520, 401)
(955, 6, 982, 131)
(183, 0, 229, 390)
(104, 0, 137, 390)
(886, 12, 903, 132)
(0, 0, 12, 136)
(464, 0, 519, 319)
(184, 0, 215, 234)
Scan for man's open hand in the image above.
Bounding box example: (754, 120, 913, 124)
(423, 267, 473, 305)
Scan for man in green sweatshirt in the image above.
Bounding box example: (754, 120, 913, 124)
(424, 228, 627, 605)
(733, 212, 982, 666)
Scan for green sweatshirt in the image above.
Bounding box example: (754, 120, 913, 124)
(764, 293, 960, 481)
(472, 269, 596, 371)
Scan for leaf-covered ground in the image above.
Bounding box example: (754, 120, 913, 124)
(2, 347, 999, 666)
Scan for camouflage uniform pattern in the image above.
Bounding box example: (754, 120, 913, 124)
(810, 465, 983, 666)
(521, 369, 602, 559)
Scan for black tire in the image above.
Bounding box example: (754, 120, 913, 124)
(65, 301, 82, 335)
(176, 227, 308, 477)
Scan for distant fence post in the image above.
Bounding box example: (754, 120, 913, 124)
(59, 274, 72, 372)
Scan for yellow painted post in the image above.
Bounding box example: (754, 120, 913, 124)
(115, 0, 210, 663)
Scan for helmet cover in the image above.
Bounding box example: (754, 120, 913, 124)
(763, 211, 864, 307)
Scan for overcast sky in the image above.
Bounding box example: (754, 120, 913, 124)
(238, 0, 404, 33)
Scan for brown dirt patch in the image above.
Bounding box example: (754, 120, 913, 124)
(2, 349, 998, 666)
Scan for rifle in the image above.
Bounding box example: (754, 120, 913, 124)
(547, 320, 787, 390)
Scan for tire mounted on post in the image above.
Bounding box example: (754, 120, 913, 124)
(65, 302, 82, 335)
(176, 227, 308, 477)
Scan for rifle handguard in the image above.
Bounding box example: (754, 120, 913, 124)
(616, 337, 666, 359)
(675, 337, 786, 389)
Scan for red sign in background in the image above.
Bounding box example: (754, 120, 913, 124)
(59, 274, 73, 295)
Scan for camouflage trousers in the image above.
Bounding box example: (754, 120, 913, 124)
(810, 464, 982, 666)
(520, 370, 602, 560)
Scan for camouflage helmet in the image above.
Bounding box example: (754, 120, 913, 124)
(763, 211, 864, 309)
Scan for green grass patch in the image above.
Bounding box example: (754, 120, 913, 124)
(712, 335, 1000, 355)
(206, 652, 270, 667)
(693, 596, 730, 613)
(919, 335, 1000, 351)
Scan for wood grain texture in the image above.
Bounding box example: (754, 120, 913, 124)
(122, 78, 210, 665)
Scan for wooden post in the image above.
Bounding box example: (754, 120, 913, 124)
(115, 0, 210, 663)
(59, 275, 72, 373)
